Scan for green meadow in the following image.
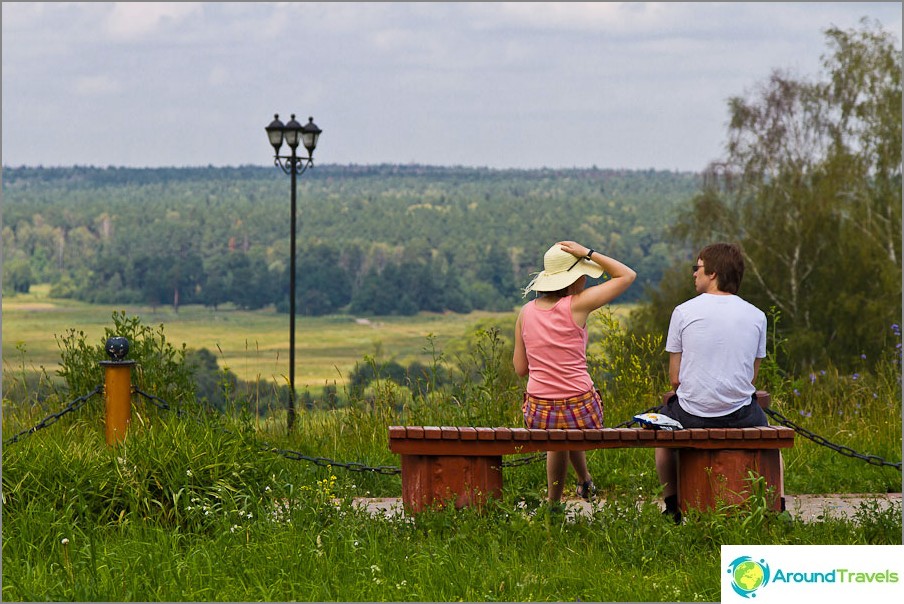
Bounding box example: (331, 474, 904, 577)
(2, 285, 532, 394)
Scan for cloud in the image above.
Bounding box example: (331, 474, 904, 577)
(104, 2, 203, 40)
(75, 75, 121, 96)
(208, 66, 229, 87)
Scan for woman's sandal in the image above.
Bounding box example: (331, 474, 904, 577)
(576, 480, 597, 501)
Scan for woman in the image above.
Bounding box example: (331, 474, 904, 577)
(513, 241, 636, 506)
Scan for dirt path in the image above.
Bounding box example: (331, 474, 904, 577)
(351, 492, 902, 522)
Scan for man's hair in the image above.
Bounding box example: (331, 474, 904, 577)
(698, 243, 744, 294)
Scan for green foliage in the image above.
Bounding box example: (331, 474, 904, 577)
(637, 20, 902, 373)
(590, 307, 671, 421)
(55, 311, 195, 407)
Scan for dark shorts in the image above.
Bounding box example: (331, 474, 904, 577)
(657, 393, 768, 429)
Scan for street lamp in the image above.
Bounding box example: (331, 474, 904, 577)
(265, 113, 322, 432)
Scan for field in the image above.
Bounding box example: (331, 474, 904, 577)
(2, 285, 528, 393)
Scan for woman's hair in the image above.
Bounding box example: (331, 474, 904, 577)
(698, 243, 744, 294)
(538, 275, 586, 298)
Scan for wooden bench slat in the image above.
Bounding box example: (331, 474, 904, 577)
(636, 430, 656, 441)
(602, 429, 621, 441)
(511, 428, 531, 441)
(548, 429, 567, 441)
(565, 429, 585, 441)
(424, 426, 442, 439)
(584, 429, 602, 441)
(476, 427, 496, 440)
(619, 430, 639, 442)
(528, 429, 549, 441)
(441, 426, 460, 440)
(459, 427, 477, 440)
(654, 430, 675, 441)
(407, 426, 425, 439)
(495, 428, 512, 440)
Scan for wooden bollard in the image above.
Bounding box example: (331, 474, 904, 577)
(100, 337, 136, 445)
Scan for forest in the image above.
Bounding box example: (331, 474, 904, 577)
(1, 164, 699, 314)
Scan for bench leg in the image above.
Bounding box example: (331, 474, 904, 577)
(399, 454, 503, 513)
(676, 449, 783, 513)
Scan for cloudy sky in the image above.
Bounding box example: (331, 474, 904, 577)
(2, 2, 900, 172)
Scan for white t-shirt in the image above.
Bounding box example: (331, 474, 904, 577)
(666, 293, 767, 417)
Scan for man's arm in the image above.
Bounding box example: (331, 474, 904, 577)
(669, 352, 681, 390)
(753, 357, 762, 385)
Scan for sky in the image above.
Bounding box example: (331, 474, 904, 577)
(2, 2, 901, 173)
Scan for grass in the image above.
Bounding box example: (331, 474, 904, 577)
(2, 402, 900, 602)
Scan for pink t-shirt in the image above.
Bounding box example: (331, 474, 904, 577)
(520, 296, 593, 398)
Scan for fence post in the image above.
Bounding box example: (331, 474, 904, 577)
(99, 337, 136, 445)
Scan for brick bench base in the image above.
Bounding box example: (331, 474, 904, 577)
(388, 425, 794, 514)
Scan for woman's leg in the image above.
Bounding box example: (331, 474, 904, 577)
(546, 450, 569, 502)
(568, 450, 592, 483)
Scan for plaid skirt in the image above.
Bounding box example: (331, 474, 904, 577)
(522, 389, 604, 429)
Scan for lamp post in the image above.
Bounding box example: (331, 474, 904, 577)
(265, 113, 322, 432)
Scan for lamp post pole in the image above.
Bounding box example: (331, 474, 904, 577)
(265, 114, 322, 432)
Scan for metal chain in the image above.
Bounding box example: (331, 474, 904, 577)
(259, 441, 401, 475)
(765, 407, 902, 471)
(133, 387, 188, 417)
(133, 388, 401, 475)
(2, 385, 103, 446)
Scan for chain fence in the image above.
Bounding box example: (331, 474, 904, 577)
(2, 385, 103, 447)
(4, 388, 901, 473)
(765, 407, 902, 470)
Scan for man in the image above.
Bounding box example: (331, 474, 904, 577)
(655, 242, 769, 522)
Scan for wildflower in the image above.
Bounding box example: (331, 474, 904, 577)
(809, 373, 817, 384)
(799, 410, 812, 418)
(186, 469, 193, 477)
(852, 373, 860, 381)
(793, 389, 800, 396)
(860, 354, 867, 360)
(61, 538, 69, 546)
(820, 370, 826, 376)
(892, 324, 901, 336)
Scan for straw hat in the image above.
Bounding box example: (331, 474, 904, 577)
(523, 244, 603, 295)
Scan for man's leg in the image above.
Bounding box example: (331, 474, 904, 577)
(655, 447, 681, 522)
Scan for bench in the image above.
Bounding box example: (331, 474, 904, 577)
(388, 391, 794, 514)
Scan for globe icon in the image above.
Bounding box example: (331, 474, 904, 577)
(734, 560, 765, 592)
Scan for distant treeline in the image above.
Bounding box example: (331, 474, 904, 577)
(1, 164, 699, 314)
